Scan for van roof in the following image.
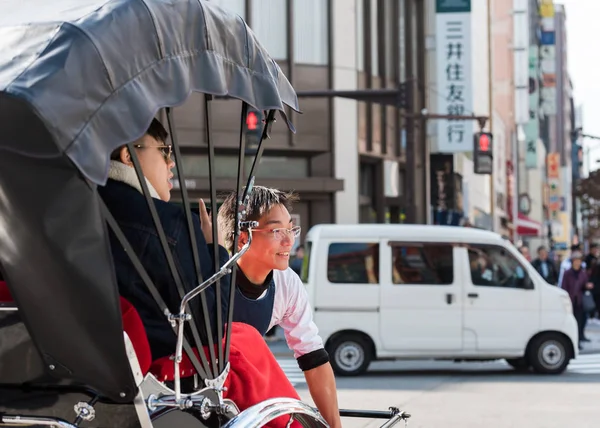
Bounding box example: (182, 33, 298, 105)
(305, 224, 506, 244)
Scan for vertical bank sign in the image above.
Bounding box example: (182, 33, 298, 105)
(435, 0, 473, 153)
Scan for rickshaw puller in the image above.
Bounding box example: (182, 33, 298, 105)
(218, 186, 342, 428)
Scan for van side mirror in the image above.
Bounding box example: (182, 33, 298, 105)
(523, 277, 534, 290)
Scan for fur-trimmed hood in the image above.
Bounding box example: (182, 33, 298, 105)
(107, 160, 161, 199)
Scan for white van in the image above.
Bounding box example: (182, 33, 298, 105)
(302, 224, 578, 376)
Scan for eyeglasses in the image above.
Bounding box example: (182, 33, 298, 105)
(252, 226, 301, 241)
(133, 144, 172, 161)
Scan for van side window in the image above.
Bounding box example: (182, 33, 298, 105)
(327, 243, 379, 284)
(391, 244, 454, 285)
(468, 245, 532, 289)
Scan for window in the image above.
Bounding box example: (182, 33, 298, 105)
(327, 243, 379, 284)
(294, 0, 328, 65)
(356, 0, 364, 71)
(208, 0, 246, 19)
(391, 244, 454, 285)
(251, 0, 287, 60)
(468, 245, 532, 289)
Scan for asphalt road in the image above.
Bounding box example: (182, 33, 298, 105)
(272, 325, 600, 428)
(283, 356, 600, 428)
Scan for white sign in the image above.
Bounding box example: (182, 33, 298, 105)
(435, 9, 474, 153)
(384, 159, 400, 197)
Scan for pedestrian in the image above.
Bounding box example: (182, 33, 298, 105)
(561, 251, 594, 349)
(519, 245, 531, 262)
(532, 246, 559, 285)
(558, 244, 586, 288)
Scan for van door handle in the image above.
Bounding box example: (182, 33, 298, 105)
(446, 293, 454, 304)
(467, 293, 479, 298)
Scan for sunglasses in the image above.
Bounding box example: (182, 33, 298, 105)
(133, 144, 172, 161)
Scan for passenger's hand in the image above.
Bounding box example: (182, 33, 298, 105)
(198, 199, 224, 246)
(586, 282, 594, 290)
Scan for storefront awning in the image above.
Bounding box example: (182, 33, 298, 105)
(516, 212, 542, 237)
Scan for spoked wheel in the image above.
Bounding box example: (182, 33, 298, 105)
(327, 335, 372, 376)
(528, 333, 571, 374)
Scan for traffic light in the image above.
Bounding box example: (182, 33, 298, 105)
(473, 132, 493, 175)
(245, 107, 264, 146)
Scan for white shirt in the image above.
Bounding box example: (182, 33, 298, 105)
(257, 268, 324, 359)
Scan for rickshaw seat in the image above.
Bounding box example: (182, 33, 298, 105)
(0, 281, 154, 375)
(118, 296, 153, 374)
(0, 281, 10, 302)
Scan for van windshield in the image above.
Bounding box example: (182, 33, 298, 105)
(301, 241, 311, 283)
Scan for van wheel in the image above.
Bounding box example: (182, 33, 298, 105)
(327, 335, 372, 376)
(505, 357, 530, 372)
(528, 333, 570, 374)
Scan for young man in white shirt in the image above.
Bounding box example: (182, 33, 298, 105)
(218, 186, 341, 428)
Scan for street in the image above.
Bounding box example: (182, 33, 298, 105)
(272, 326, 600, 428)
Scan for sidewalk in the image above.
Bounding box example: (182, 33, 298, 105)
(266, 322, 600, 357)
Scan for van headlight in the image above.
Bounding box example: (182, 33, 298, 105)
(561, 294, 572, 314)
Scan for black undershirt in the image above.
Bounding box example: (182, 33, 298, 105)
(236, 267, 273, 300)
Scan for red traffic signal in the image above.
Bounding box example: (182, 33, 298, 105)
(246, 111, 259, 131)
(473, 132, 493, 175)
(478, 133, 491, 152)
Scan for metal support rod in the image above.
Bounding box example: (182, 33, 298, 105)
(224, 110, 277, 366)
(166, 107, 216, 380)
(204, 96, 220, 377)
(224, 102, 248, 369)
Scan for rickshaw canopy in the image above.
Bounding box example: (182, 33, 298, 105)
(0, 0, 298, 403)
(0, 0, 298, 184)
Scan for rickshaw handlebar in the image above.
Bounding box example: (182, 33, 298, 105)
(177, 223, 257, 315)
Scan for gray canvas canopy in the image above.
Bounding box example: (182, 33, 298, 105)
(0, 0, 297, 403)
(0, 0, 298, 185)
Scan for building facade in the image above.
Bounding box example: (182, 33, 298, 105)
(167, 0, 426, 236)
(168, 0, 343, 244)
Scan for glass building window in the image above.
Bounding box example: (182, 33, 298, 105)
(251, 0, 288, 59)
(370, 0, 378, 76)
(399, 0, 406, 82)
(208, 0, 246, 19)
(294, 0, 328, 65)
(384, 0, 395, 79)
(356, 0, 364, 71)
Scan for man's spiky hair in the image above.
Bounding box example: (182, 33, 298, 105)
(218, 186, 299, 252)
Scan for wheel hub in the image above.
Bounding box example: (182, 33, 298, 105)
(539, 340, 565, 369)
(335, 342, 365, 372)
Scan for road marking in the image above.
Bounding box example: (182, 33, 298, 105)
(278, 354, 600, 384)
(498, 353, 600, 374)
(566, 353, 600, 374)
(276, 358, 306, 386)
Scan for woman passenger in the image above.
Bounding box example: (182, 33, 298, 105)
(98, 118, 230, 361)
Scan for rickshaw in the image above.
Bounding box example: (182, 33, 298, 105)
(0, 0, 412, 427)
